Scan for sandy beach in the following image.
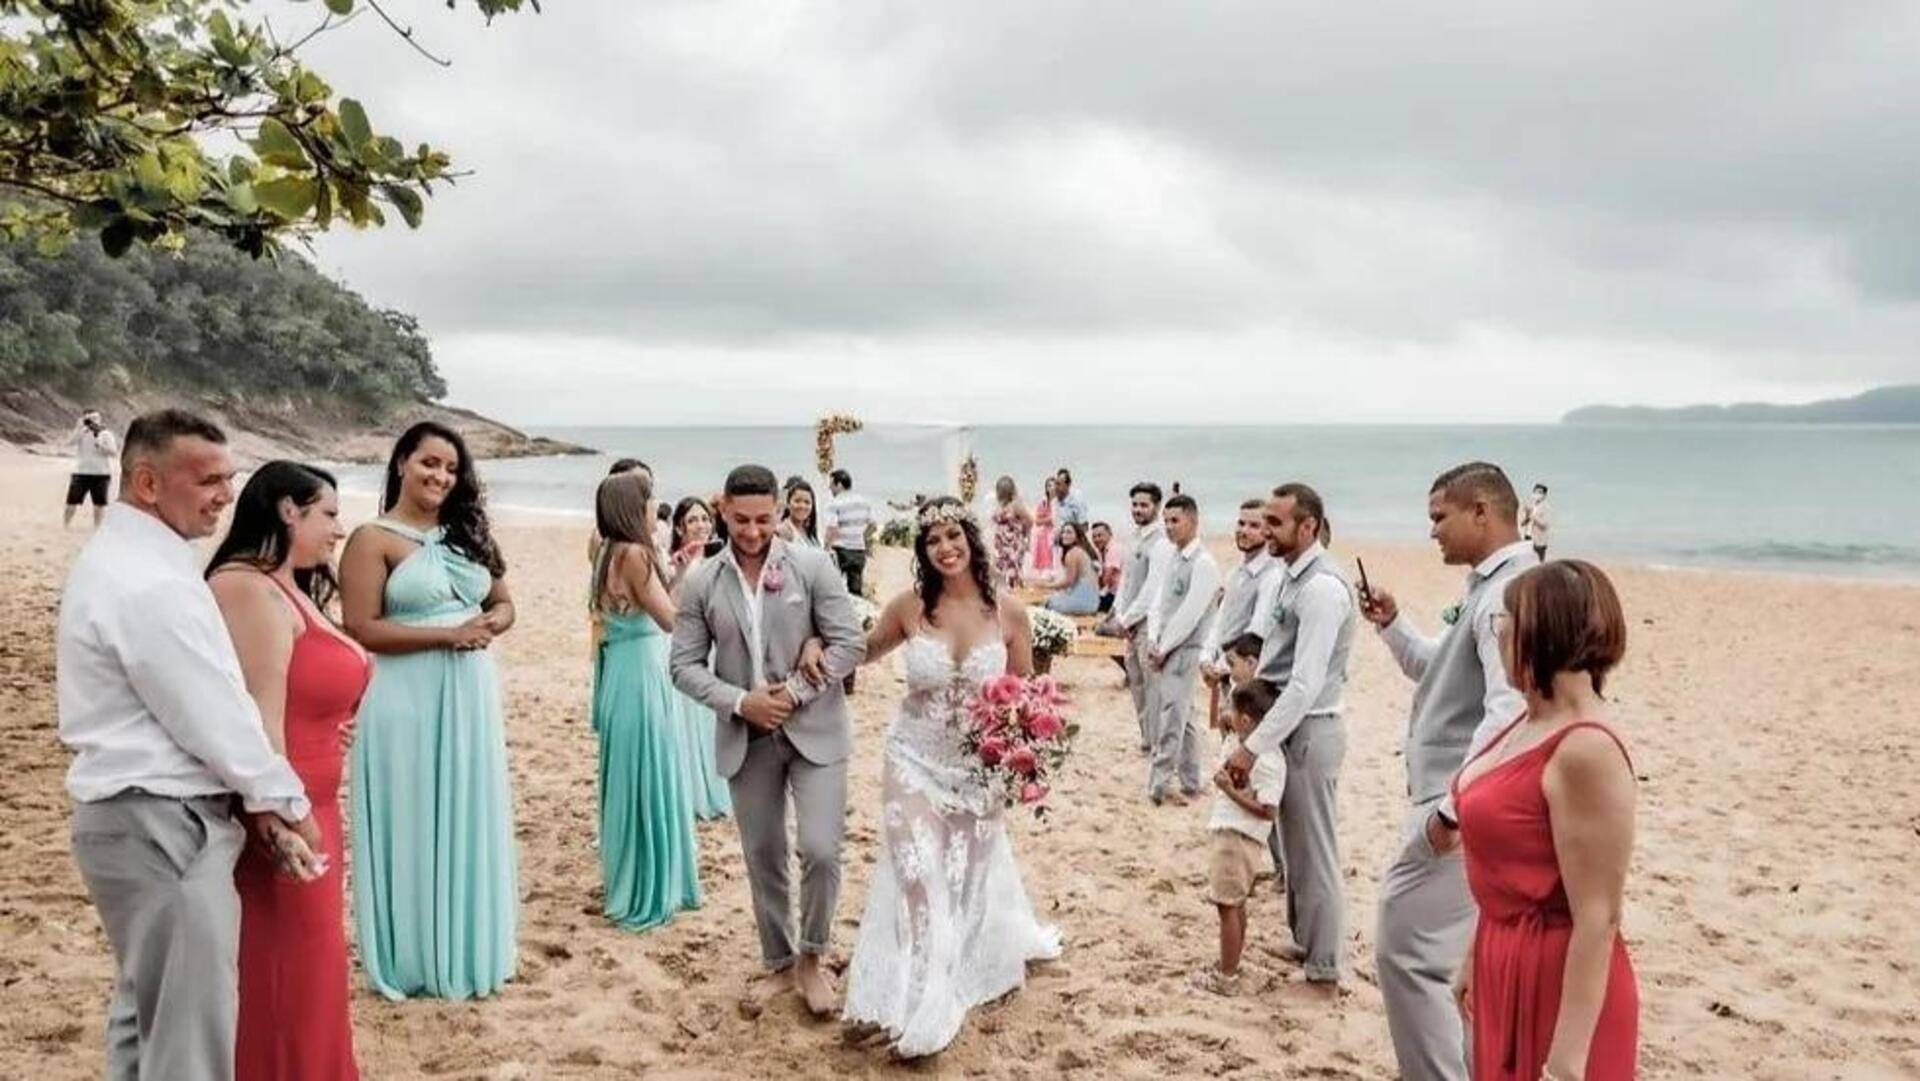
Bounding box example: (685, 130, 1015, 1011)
(3, 445, 1917, 1080)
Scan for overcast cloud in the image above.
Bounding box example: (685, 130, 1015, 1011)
(302, 1, 1920, 423)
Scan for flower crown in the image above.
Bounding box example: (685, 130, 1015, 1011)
(917, 500, 976, 530)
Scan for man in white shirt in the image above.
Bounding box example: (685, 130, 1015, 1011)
(1226, 482, 1357, 990)
(1357, 462, 1531, 1081)
(823, 468, 874, 597)
(57, 409, 319, 1081)
(64, 410, 119, 528)
(1144, 495, 1222, 803)
(1521, 483, 1552, 561)
(1108, 482, 1175, 750)
(1053, 467, 1089, 527)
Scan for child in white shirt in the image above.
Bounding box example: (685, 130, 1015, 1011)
(1192, 679, 1286, 996)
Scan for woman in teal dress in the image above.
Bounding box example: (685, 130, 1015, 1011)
(590, 472, 701, 929)
(340, 421, 518, 1000)
(666, 497, 733, 821)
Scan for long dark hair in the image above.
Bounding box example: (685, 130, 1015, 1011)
(783, 479, 820, 545)
(913, 496, 997, 624)
(671, 495, 714, 553)
(206, 460, 341, 610)
(382, 421, 505, 576)
(1056, 520, 1099, 572)
(592, 472, 655, 610)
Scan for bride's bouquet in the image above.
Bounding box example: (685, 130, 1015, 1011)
(959, 673, 1077, 818)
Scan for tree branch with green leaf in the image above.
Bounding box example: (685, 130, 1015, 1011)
(0, 0, 534, 258)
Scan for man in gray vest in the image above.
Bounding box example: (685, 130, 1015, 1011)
(1225, 482, 1355, 991)
(1359, 461, 1532, 1081)
(1201, 498, 1280, 674)
(1143, 494, 1221, 803)
(1106, 481, 1174, 751)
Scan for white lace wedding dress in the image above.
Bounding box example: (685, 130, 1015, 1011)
(842, 634, 1061, 1058)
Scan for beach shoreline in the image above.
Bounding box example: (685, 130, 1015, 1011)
(4, 446, 1918, 1078)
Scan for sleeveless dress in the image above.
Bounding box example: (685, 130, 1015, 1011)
(349, 520, 518, 1000)
(843, 635, 1061, 1058)
(992, 504, 1029, 589)
(1029, 500, 1056, 573)
(1454, 720, 1639, 1081)
(1043, 552, 1101, 615)
(675, 690, 733, 821)
(593, 608, 702, 929)
(235, 579, 370, 1080)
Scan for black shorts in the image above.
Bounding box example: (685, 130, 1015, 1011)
(66, 473, 110, 506)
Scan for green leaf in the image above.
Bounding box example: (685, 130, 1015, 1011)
(338, 99, 373, 152)
(254, 177, 319, 220)
(381, 184, 424, 229)
(253, 119, 309, 170)
(226, 183, 259, 215)
(325, 0, 356, 13)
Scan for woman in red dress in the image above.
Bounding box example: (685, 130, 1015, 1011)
(210, 462, 370, 1080)
(1453, 559, 1638, 1081)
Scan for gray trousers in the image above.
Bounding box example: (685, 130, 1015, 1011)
(1279, 714, 1345, 981)
(1146, 648, 1203, 799)
(729, 731, 849, 971)
(70, 793, 247, 1081)
(1376, 801, 1477, 1081)
(1124, 632, 1157, 750)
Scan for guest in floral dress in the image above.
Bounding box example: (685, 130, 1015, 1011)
(992, 476, 1032, 589)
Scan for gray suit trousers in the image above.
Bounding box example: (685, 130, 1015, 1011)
(70, 793, 246, 1081)
(1280, 713, 1345, 982)
(729, 731, 849, 971)
(1376, 801, 1477, 1081)
(1146, 648, 1203, 799)
(1124, 633, 1157, 750)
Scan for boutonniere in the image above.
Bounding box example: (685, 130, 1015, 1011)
(1173, 578, 1188, 597)
(762, 564, 785, 594)
(1441, 602, 1463, 626)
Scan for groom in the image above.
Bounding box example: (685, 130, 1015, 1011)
(671, 464, 866, 1015)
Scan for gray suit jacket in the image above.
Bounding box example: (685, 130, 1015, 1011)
(669, 539, 866, 778)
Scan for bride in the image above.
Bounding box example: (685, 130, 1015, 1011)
(840, 496, 1061, 1058)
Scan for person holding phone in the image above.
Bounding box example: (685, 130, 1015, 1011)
(1359, 461, 1533, 1081)
(65, 409, 119, 528)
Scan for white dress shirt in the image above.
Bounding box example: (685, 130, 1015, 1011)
(1244, 542, 1355, 758)
(1202, 548, 1280, 663)
(720, 544, 772, 718)
(57, 505, 310, 820)
(1117, 521, 1176, 630)
(1146, 538, 1221, 654)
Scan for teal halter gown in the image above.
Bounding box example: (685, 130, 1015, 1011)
(349, 520, 518, 1000)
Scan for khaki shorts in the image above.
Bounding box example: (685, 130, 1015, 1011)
(1207, 829, 1268, 906)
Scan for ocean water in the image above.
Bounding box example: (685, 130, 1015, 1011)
(330, 423, 1920, 579)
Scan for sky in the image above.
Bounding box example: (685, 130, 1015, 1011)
(300, 1, 1920, 426)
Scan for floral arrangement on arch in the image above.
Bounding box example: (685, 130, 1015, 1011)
(960, 673, 1076, 817)
(814, 413, 863, 474)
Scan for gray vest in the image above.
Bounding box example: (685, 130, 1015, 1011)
(1215, 558, 1275, 647)
(1115, 525, 1166, 621)
(1404, 548, 1532, 804)
(1154, 548, 1218, 655)
(1256, 550, 1356, 713)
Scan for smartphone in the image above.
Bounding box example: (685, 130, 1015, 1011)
(1355, 557, 1374, 604)
(702, 538, 726, 559)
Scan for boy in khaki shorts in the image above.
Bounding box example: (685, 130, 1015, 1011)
(1192, 679, 1286, 995)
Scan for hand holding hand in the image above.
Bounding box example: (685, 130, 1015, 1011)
(268, 814, 327, 882)
(1425, 810, 1461, 855)
(739, 684, 795, 732)
(1224, 744, 1254, 782)
(1212, 767, 1238, 794)
(1359, 585, 1399, 628)
(447, 615, 494, 651)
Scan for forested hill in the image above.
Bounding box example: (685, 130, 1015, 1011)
(0, 232, 584, 460)
(1563, 384, 1920, 425)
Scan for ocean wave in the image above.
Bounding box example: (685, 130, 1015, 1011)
(1670, 542, 1920, 567)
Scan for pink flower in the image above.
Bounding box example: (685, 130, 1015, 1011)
(1018, 781, 1048, 805)
(761, 564, 784, 593)
(1024, 710, 1064, 742)
(1023, 676, 1066, 710)
(978, 737, 1008, 767)
(982, 673, 1023, 707)
(1005, 746, 1038, 776)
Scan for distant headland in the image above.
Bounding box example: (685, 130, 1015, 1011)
(1563, 384, 1920, 425)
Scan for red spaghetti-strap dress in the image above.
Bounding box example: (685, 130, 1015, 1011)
(1453, 720, 1639, 1080)
(234, 579, 371, 1080)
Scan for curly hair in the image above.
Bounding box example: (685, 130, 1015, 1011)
(381, 421, 506, 577)
(913, 496, 997, 623)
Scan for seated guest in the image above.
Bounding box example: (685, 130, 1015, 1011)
(1089, 520, 1123, 613)
(208, 461, 370, 1080)
(1453, 559, 1637, 1081)
(1192, 679, 1285, 996)
(1042, 521, 1102, 615)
